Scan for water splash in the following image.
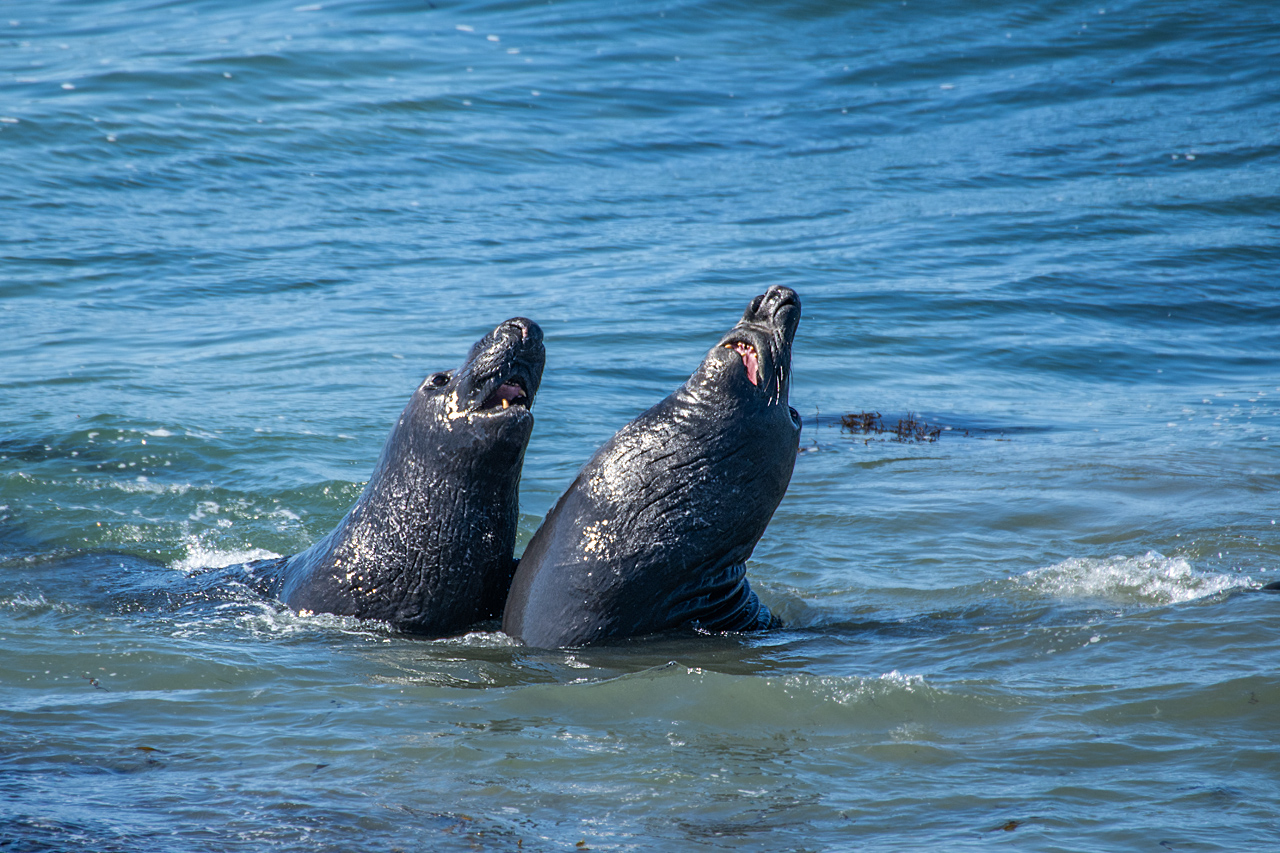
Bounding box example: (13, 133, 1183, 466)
(1, 592, 69, 615)
(227, 604, 391, 641)
(1016, 551, 1254, 606)
(169, 533, 280, 575)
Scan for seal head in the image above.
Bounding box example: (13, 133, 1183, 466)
(503, 287, 800, 647)
(266, 317, 544, 635)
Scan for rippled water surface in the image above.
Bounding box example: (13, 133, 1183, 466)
(3, 0, 1280, 850)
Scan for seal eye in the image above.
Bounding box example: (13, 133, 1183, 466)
(428, 372, 451, 388)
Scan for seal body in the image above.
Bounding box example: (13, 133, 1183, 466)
(503, 287, 801, 647)
(260, 317, 544, 636)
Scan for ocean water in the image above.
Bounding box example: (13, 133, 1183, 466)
(3, 0, 1279, 849)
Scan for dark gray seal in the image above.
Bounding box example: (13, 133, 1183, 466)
(256, 317, 544, 636)
(502, 287, 801, 647)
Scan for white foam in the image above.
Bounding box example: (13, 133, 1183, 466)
(108, 477, 191, 495)
(236, 606, 381, 638)
(1017, 551, 1253, 606)
(5, 592, 50, 610)
(878, 669, 928, 691)
(170, 537, 279, 574)
(435, 630, 519, 649)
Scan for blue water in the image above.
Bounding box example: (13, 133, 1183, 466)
(3, 0, 1280, 849)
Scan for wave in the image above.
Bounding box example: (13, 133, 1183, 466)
(498, 662, 1014, 736)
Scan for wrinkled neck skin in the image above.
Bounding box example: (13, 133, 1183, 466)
(268, 317, 543, 636)
(505, 288, 800, 648)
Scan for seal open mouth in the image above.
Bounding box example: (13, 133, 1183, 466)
(724, 341, 760, 386)
(481, 378, 531, 411)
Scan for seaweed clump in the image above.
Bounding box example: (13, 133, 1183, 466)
(840, 411, 942, 443)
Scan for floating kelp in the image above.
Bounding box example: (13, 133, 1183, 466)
(840, 411, 942, 443)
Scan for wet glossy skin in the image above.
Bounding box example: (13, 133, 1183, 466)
(261, 317, 544, 636)
(503, 288, 800, 648)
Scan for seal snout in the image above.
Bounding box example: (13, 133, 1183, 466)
(716, 287, 801, 398)
(745, 285, 800, 325)
(500, 317, 541, 345)
(471, 317, 544, 415)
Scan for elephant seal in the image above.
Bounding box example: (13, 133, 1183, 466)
(256, 317, 544, 636)
(502, 286, 801, 647)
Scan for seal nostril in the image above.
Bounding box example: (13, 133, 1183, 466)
(504, 318, 532, 341)
(768, 286, 799, 311)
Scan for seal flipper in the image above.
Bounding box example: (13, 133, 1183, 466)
(1263, 580, 1280, 591)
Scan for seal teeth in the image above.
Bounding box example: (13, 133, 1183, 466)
(482, 379, 529, 411)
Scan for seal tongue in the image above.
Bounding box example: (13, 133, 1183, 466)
(733, 342, 759, 386)
(483, 382, 526, 410)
